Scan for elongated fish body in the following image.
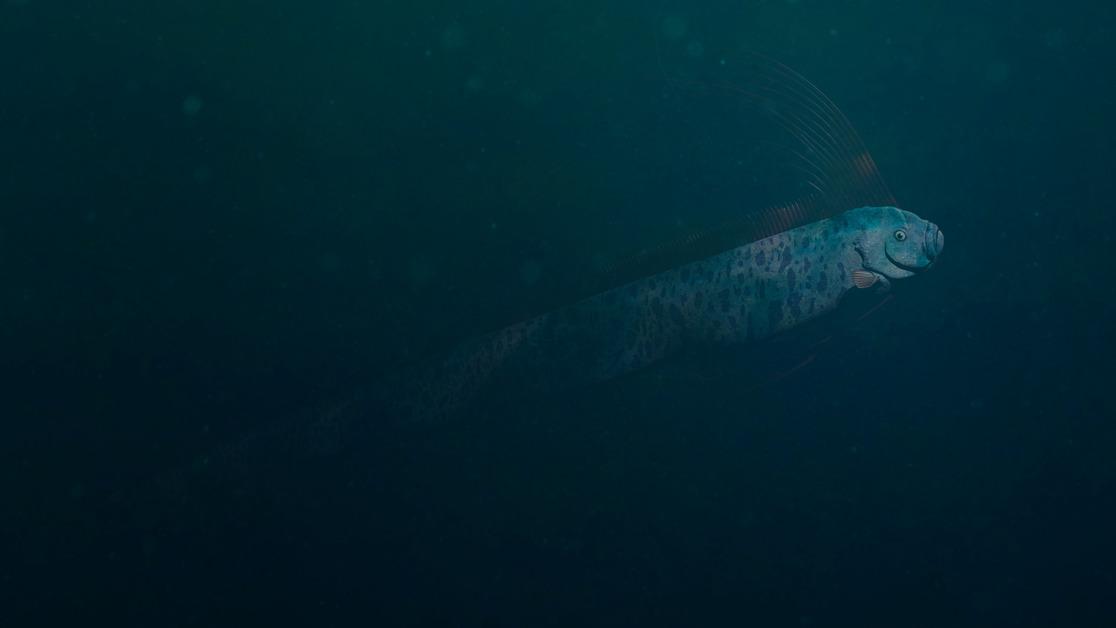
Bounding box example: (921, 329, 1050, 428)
(397, 205, 943, 420)
(163, 59, 942, 491)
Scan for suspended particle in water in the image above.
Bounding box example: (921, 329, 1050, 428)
(192, 165, 212, 184)
(408, 256, 437, 288)
(441, 23, 466, 50)
(661, 15, 688, 41)
(1042, 29, 1067, 49)
(518, 89, 542, 107)
(985, 61, 1011, 84)
(181, 95, 203, 116)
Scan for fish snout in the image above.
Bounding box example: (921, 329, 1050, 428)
(924, 223, 944, 262)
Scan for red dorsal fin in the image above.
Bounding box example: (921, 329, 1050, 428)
(602, 54, 895, 287)
(720, 54, 896, 211)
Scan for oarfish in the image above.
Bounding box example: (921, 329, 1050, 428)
(394, 205, 942, 421)
(189, 58, 944, 469)
(387, 58, 944, 421)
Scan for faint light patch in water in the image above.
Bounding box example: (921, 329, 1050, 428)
(518, 88, 542, 108)
(1042, 28, 1068, 49)
(985, 61, 1011, 84)
(465, 75, 484, 93)
(181, 95, 204, 116)
(685, 41, 704, 58)
(441, 23, 466, 50)
(519, 260, 543, 286)
(661, 15, 687, 41)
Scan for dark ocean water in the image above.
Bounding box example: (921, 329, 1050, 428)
(3, 1, 1115, 626)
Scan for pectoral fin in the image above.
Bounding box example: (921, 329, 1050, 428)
(852, 270, 878, 289)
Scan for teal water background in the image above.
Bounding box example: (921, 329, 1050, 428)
(2, 1, 1114, 626)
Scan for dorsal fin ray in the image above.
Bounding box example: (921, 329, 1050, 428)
(735, 56, 895, 206)
(602, 55, 895, 286)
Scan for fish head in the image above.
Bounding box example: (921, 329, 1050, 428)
(845, 206, 943, 281)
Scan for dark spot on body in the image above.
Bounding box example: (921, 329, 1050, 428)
(787, 266, 802, 312)
(670, 303, 684, 326)
(756, 251, 766, 266)
(768, 300, 783, 329)
(787, 288, 802, 319)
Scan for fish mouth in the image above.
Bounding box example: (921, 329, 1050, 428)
(886, 254, 927, 273)
(924, 223, 944, 262)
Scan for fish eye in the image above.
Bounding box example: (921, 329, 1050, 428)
(894, 229, 907, 241)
